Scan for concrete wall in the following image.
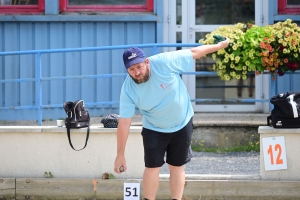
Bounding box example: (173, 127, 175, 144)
(0, 126, 144, 179)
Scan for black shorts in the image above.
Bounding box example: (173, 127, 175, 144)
(141, 118, 193, 168)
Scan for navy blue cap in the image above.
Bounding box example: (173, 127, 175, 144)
(123, 47, 145, 69)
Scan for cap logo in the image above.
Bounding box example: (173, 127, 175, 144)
(128, 53, 137, 60)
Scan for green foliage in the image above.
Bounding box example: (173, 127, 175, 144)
(199, 19, 300, 80)
(44, 171, 54, 178)
(109, 173, 115, 179)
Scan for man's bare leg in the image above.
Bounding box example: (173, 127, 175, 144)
(169, 164, 185, 199)
(143, 167, 161, 200)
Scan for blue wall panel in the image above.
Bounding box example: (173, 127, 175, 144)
(95, 23, 111, 110)
(0, 23, 3, 108)
(65, 23, 81, 103)
(291, 75, 300, 92)
(4, 23, 19, 109)
(276, 74, 300, 94)
(0, 21, 156, 120)
(19, 23, 35, 108)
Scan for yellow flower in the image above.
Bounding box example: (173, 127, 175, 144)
(219, 49, 226, 54)
(199, 19, 300, 80)
(212, 53, 216, 60)
(230, 71, 236, 77)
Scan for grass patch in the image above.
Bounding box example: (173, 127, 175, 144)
(192, 143, 260, 153)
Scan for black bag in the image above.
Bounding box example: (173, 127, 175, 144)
(267, 91, 300, 128)
(63, 100, 90, 151)
(101, 114, 120, 128)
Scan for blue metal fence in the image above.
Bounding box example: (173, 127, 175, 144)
(0, 43, 288, 125)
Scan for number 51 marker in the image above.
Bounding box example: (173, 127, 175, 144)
(124, 182, 140, 200)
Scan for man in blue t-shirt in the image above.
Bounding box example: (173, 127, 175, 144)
(114, 38, 230, 200)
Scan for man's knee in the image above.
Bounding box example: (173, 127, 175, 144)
(168, 165, 185, 176)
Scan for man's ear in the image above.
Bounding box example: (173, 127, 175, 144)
(145, 58, 149, 64)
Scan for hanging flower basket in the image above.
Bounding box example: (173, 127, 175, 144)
(199, 19, 300, 81)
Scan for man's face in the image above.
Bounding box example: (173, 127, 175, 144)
(127, 59, 150, 84)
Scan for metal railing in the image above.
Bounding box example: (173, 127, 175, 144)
(0, 43, 286, 125)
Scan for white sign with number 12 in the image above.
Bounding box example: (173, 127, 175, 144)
(124, 182, 140, 200)
(262, 136, 287, 171)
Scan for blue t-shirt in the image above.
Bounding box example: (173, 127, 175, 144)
(119, 49, 194, 133)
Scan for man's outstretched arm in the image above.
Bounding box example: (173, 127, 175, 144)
(114, 117, 132, 174)
(191, 37, 230, 59)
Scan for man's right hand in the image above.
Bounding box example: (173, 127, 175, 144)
(114, 155, 127, 174)
(114, 117, 132, 174)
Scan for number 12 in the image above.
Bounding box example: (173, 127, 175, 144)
(267, 144, 283, 165)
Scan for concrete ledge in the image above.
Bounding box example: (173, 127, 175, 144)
(0, 178, 15, 199)
(259, 126, 300, 181)
(1, 178, 300, 200)
(259, 126, 300, 134)
(160, 174, 261, 180)
(0, 125, 142, 133)
(0, 126, 144, 179)
(193, 121, 266, 127)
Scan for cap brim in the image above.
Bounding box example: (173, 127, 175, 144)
(125, 57, 145, 69)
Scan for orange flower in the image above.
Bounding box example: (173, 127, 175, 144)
(269, 62, 274, 66)
(268, 46, 274, 52)
(260, 42, 265, 48)
(285, 32, 290, 37)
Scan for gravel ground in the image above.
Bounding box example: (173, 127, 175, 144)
(160, 151, 260, 175)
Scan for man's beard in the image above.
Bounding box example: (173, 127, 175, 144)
(129, 67, 151, 84)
